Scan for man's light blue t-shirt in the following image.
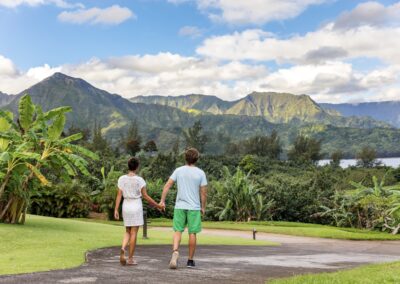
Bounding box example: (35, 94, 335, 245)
(170, 165, 207, 210)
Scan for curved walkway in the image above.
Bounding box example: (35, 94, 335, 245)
(1, 228, 400, 284)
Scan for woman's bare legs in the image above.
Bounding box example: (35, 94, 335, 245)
(120, 227, 131, 265)
(128, 226, 139, 259)
(122, 227, 131, 250)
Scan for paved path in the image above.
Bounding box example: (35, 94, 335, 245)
(2, 228, 400, 284)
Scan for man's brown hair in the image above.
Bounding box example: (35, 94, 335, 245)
(185, 148, 200, 164)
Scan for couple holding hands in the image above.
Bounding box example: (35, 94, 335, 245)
(114, 148, 208, 268)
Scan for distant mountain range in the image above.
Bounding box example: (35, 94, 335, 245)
(2, 72, 400, 156)
(0, 92, 13, 107)
(321, 102, 400, 128)
(131, 93, 391, 129)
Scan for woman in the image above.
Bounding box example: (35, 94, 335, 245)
(114, 157, 162, 265)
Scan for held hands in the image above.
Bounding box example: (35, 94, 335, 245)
(158, 201, 166, 212)
(114, 210, 119, 220)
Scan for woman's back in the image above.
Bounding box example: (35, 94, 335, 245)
(117, 175, 145, 199)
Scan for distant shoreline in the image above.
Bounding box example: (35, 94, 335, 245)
(319, 157, 400, 168)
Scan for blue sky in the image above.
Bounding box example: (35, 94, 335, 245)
(0, 0, 400, 102)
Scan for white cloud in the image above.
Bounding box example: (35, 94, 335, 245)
(333, 1, 400, 30)
(0, 53, 268, 101)
(197, 1, 400, 65)
(0, 0, 83, 9)
(0, 55, 61, 94)
(58, 5, 134, 25)
(179, 26, 203, 38)
(0, 55, 18, 76)
(1, 52, 400, 103)
(176, 0, 327, 25)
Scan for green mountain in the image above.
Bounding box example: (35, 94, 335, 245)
(3, 73, 400, 156)
(131, 92, 390, 129)
(0, 92, 14, 107)
(321, 101, 400, 128)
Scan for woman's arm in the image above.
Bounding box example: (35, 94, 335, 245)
(114, 189, 123, 220)
(141, 187, 162, 209)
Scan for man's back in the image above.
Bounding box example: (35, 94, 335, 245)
(170, 165, 207, 210)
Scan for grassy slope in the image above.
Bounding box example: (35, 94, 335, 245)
(149, 219, 400, 240)
(0, 215, 273, 275)
(270, 261, 400, 284)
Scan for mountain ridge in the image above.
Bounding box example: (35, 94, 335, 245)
(130, 92, 391, 128)
(0, 91, 14, 107)
(3, 72, 400, 156)
(321, 101, 400, 128)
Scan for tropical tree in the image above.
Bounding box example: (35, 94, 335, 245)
(288, 135, 323, 164)
(356, 146, 380, 168)
(207, 167, 273, 221)
(330, 150, 343, 168)
(0, 95, 98, 224)
(242, 130, 282, 159)
(320, 175, 400, 234)
(183, 121, 207, 152)
(124, 120, 142, 155)
(143, 140, 158, 153)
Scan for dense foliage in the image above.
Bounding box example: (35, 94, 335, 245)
(0, 95, 98, 224)
(2, 95, 400, 236)
(30, 181, 91, 218)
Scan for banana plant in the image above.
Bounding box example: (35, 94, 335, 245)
(0, 95, 98, 224)
(208, 167, 269, 221)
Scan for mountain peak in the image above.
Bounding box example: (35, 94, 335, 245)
(50, 72, 75, 79)
(44, 72, 82, 83)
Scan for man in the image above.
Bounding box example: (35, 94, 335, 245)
(159, 148, 208, 269)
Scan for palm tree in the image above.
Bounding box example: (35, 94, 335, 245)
(0, 95, 98, 224)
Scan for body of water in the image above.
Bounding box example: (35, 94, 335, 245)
(319, 157, 400, 168)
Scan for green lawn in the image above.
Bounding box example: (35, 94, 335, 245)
(270, 261, 400, 284)
(149, 218, 400, 240)
(0, 215, 274, 275)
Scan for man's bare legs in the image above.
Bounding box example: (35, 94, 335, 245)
(173, 231, 182, 251)
(169, 231, 182, 269)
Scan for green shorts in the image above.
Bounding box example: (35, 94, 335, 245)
(173, 209, 202, 234)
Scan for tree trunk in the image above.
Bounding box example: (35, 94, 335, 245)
(0, 172, 11, 200)
(0, 196, 26, 224)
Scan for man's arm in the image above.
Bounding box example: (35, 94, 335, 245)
(200, 185, 207, 215)
(160, 178, 174, 209)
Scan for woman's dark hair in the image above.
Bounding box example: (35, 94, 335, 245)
(128, 157, 140, 171)
(185, 148, 200, 164)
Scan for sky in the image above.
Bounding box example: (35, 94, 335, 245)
(0, 0, 400, 103)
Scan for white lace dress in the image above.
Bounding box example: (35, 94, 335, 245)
(117, 175, 146, 227)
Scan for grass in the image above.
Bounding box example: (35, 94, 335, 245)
(148, 218, 400, 240)
(270, 261, 400, 284)
(0, 215, 274, 275)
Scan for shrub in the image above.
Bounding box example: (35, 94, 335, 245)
(96, 167, 122, 220)
(145, 179, 176, 219)
(30, 181, 91, 218)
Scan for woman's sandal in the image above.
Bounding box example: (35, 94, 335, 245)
(120, 249, 127, 266)
(127, 257, 137, 266)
